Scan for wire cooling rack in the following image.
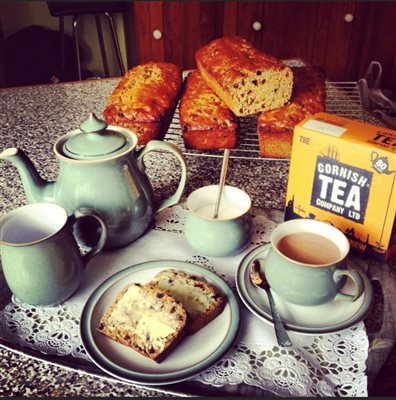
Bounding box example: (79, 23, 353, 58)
(164, 81, 365, 160)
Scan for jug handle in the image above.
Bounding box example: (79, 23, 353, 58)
(70, 208, 108, 265)
(137, 140, 187, 212)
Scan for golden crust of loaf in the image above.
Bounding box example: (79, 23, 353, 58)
(257, 66, 326, 158)
(103, 62, 182, 145)
(150, 268, 225, 334)
(195, 36, 293, 116)
(180, 70, 238, 149)
(98, 283, 187, 362)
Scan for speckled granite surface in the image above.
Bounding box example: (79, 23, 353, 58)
(0, 347, 180, 397)
(0, 78, 395, 397)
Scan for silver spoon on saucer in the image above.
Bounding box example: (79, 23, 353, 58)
(213, 149, 230, 219)
(250, 260, 292, 347)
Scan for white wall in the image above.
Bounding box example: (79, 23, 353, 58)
(0, 1, 127, 79)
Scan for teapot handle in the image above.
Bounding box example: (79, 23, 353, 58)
(137, 140, 187, 212)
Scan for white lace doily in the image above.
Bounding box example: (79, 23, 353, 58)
(0, 206, 368, 397)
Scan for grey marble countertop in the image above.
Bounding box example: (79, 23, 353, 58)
(0, 78, 395, 397)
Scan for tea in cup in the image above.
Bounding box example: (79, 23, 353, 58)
(185, 185, 252, 257)
(0, 203, 107, 306)
(256, 219, 364, 306)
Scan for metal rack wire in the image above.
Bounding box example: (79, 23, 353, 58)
(164, 81, 365, 160)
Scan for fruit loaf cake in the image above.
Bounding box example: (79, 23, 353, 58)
(103, 62, 182, 145)
(257, 66, 326, 158)
(97, 283, 187, 362)
(150, 268, 224, 334)
(180, 70, 238, 149)
(195, 36, 293, 117)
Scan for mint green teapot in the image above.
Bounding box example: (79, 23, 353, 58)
(0, 113, 187, 249)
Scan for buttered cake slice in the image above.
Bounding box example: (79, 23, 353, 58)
(150, 269, 224, 334)
(98, 283, 187, 362)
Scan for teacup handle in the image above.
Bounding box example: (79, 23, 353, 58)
(137, 140, 187, 212)
(333, 268, 365, 302)
(70, 208, 107, 265)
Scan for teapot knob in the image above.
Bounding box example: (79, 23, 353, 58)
(80, 113, 108, 133)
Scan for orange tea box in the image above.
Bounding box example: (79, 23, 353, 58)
(285, 112, 396, 261)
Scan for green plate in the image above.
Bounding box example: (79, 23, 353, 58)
(236, 244, 373, 335)
(80, 260, 240, 386)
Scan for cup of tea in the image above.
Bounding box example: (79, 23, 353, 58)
(256, 219, 364, 306)
(185, 185, 252, 257)
(0, 203, 107, 306)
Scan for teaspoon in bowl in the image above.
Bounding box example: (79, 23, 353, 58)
(213, 149, 230, 219)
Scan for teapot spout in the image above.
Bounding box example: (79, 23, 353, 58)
(1, 148, 54, 203)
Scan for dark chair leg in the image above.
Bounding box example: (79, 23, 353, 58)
(72, 14, 82, 80)
(59, 16, 65, 74)
(105, 12, 125, 76)
(95, 14, 110, 77)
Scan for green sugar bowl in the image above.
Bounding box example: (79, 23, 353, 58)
(185, 185, 253, 257)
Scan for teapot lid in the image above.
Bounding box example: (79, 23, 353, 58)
(63, 113, 130, 159)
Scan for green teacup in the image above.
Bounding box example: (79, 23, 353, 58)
(256, 219, 364, 306)
(0, 203, 107, 306)
(185, 185, 252, 257)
